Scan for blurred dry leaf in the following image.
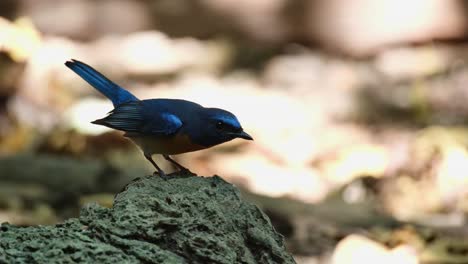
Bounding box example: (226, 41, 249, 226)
(332, 234, 418, 264)
(320, 144, 389, 185)
(0, 121, 34, 155)
(211, 152, 329, 203)
(414, 127, 468, 203)
(0, 17, 41, 62)
(374, 46, 453, 80)
(117, 31, 231, 75)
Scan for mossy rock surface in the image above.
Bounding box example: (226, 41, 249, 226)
(0, 174, 295, 263)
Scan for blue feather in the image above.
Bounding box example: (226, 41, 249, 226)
(65, 59, 138, 107)
(215, 115, 241, 129)
(92, 101, 183, 136)
(208, 108, 241, 129)
(142, 112, 183, 135)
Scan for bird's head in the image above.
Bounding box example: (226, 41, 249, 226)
(195, 108, 252, 147)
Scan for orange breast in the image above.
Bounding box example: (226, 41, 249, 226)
(130, 133, 206, 155)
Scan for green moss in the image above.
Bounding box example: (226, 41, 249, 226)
(0, 174, 294, 263)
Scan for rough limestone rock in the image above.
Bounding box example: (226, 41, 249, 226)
(0, 174, 295, 263)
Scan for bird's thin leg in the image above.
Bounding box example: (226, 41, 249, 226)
(163, 155, 192, 173)
(144, 153, 166, 178)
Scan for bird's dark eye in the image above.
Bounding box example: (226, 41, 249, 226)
(216, 121, 224, 130)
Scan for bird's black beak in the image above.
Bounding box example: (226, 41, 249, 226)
(235, 131, 253, 140)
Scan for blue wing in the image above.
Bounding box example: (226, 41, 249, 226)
(92, 101, 183, 136)
(65, 59, 138, 107)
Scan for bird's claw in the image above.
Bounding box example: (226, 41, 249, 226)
(153, 170, 170, 180)
(179, 167, 195, 175)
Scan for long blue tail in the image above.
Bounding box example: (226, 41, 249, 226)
(65, 59, 138, 107)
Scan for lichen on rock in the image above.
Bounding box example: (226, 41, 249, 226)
(0, 173, 295, 263)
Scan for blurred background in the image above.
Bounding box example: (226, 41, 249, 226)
(2, 0, 468, 263)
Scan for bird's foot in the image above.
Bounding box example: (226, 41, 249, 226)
(153, 170, 170, 180)
(162, 155, 196, 175)
(178, 167, 196, 175)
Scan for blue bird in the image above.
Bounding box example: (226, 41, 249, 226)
(65, 59, 253, 177)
